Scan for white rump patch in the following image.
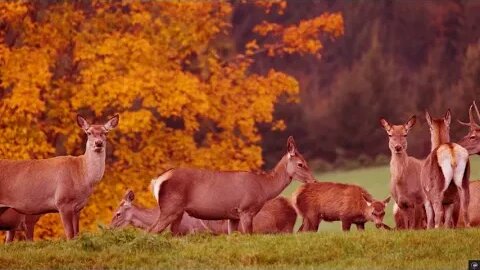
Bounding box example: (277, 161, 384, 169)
(453, 145, 469, 187)
(150, 170, 173, 202)
(436, 146, 454, 192)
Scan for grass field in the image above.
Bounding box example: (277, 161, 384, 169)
(1, 156, 480, 269)
(1, 228, 479, 269)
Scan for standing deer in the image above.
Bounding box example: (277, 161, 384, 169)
(0, 114, 119, 239)
(0, 209, 41, 243)
(148, 136, 314, 234)
(458, 101, 480, 155)
(380, 116, 425, 229)
(111, 190, 297, 234)
(457, 180, 480, 227)
(294, 182, 391, 231)
(421, 110, 470, 228)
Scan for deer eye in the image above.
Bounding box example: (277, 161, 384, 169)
(388, 134, 392, 137)
(470, 135, 476, 140)
(297, 163, 304, 168)
(87, 131, 92, 136)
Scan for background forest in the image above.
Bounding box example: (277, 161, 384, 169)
(1, 0, 479, 239)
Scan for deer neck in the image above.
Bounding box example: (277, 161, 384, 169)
(430, 126, 450, 151)
(259, 155, 292, 201)
(390, 151, 408, 182)
(130, 205, 160, 230)
(82, 143, 106, 186)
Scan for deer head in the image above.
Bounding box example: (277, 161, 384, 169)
(285, 136, 315, 183)
(363, 194, 390, 228)
(110, 190, 135, 229)
(458, 101, 480, 155)
(77, 114, 119, 154)
(425, 109, 451, 149)
(380, 116, 416, 154)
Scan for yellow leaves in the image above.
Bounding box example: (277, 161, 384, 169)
(0, 1, 342, 239)
(253, 12, 344, 56)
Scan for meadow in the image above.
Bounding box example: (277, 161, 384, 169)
(0, 156, 479, 269)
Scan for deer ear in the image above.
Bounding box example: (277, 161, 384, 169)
(379, 118, 391, 131)
(104, 114, 119, 131)
(383, 196, 391, 204)
(362, 193, 372, 206)
(124, 189, 135, 202)
(77, 115, 90, 130)
(287, 136, 297, 157)
(425, 111, 433, 127)
(405, 115, 416, 131)
(444, 109, 451, 126)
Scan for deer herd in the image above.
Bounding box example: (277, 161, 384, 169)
(0, 101, 480, 243)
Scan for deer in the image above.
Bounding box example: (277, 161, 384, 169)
(0, 209, 41, 243)
(421, 110, 470, 229)
(458, 101, 480, 155)
(293, 182, 391, 231)
(0, 114, 119, 239)
(111, 190, 297, 234)
(148, 136, 314, 234)
(380, 116, 426, 229)
(457, 180, 480, 227)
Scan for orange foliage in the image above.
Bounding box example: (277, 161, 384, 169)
(0, 1, 343, 239)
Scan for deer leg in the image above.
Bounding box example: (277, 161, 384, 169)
(444, 203, 455, 228)
(59, 208, 75, 239)
(170, 214, 186, 236)
(228, 219, 239, 234)
(341, 219, 352, 231)
(356, 223, 365, 231)
(432, 200, 444, 228)
(239, 212, 254, 234)
(457, 186, 470, 228)
(424, 201, 434, 229)
(150, 209, 183, 234)
(72, 212, 80, 237)
(4, 230, 15, 243)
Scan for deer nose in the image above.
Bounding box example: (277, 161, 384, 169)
(95, 141, 104, 148)
(394, 145, 402, 152)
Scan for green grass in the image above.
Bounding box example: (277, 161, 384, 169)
(2, 156, 480, 269)
(1, 228, 479, 269)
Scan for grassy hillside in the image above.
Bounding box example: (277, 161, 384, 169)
(1, 228, 479, 270)
(2, 156, 480, 269)
(282, 155, 480, 231)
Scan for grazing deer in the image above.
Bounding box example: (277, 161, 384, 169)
(0, 114, 119, 239)
(111, 190, 297, 234)
(148, 136, 314, 234)
(111, 190, 228, 235)
(380, 116, 425, 229)
(421, 110, 470, 228)
(294, 182, 391, 231)
(458, 101, 480, 155)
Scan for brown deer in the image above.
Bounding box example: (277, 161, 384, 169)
(0, 209, 41, 243)
(380, 116, 425, 229)
(392, 202, 427, 229)
(148, 136, 314, 234)
(0, 114, 119, 239)
(458, 101, 480, 155)
(457, 180, 480, 227)
(421, 110, 470, 228)
(294, 182, 391, 231)
(111, 190, 297, 234)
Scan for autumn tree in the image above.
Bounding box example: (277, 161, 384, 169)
(0, 1, 343, 238)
